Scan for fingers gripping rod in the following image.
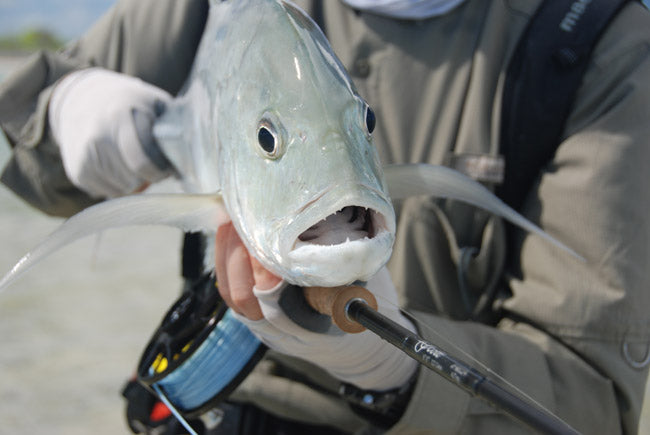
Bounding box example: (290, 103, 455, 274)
(304, 286, 580, 435)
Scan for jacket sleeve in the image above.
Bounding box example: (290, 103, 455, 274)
(0, 0, 207, 217)
(389, 3, 650, 434)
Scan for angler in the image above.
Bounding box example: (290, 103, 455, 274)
(1, 0, 649, 434)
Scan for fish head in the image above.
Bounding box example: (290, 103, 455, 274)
(211, 0, 395, 287)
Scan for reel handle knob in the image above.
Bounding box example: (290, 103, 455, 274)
(304, 285, 377, 333)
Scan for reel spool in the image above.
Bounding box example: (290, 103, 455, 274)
(137, 273, 266, 417)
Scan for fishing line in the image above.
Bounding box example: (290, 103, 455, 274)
(152, 384, 199, 435)
(374, 292, 570, 428)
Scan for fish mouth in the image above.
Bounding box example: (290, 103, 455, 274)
(283, 187, 396, 287)
(293, 205, 384, 248)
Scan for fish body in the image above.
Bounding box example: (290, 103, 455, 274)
(155, 0, 396, 287)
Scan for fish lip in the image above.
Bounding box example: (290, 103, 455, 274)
(286, 230, 394, 287)
(282, 183, 395, 258)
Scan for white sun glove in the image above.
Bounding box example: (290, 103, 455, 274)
(49, 68, 174, 199)
(235, 267, 418, 391)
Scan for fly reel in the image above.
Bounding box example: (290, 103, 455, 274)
(136, 273, 266, 417)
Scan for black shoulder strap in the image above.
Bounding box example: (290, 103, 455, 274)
(497, 0, 632, 210)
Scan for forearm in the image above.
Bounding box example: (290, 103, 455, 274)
(0, 50, 90, 216)
(0, 0, 207, 216)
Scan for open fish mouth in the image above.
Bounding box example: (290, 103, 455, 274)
(292, 206, 387, 249)
(285, 202, 394, 286)
(280, 186, 396, 286)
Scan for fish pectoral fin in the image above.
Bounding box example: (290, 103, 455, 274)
(0, 193, 228, 293)
(383, 163, 583, 260)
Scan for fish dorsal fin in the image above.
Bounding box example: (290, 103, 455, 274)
(384, 163, 583, 260)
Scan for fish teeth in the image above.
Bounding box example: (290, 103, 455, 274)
(296, 206, 375, 246)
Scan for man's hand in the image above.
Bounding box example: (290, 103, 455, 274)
(49, 68, 174, 198)
(214, 223, 417, 391)
(215, 222, 281, 320)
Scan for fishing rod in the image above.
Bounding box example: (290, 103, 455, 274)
(304, 285, 581, 435)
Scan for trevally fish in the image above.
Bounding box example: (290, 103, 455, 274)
(0, 0, 580, 292)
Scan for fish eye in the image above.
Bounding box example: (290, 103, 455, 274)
(257, 119, 282, 159)
(258, 126, 276, 153)
(364, 105, 376, 134)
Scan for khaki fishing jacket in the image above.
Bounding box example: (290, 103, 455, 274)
(1, 0, 650, 433)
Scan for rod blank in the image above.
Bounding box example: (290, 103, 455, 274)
(345, 299, 580, 435)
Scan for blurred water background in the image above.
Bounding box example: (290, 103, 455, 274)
(1, 1, 650, 434)
(0, 32, 183, 435)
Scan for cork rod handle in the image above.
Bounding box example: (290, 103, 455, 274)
(303, 285, 377, 333)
